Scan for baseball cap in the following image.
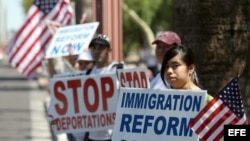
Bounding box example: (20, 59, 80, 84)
(152, 31, 181, 45)
(90, 34, 110, 47)
(77, 50, 93, 61)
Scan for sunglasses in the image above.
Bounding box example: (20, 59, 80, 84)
(93, 34, 110, 42)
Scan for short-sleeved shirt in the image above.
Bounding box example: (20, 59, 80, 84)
(88, 61, 119, 140)
(150, 72, 171, 89)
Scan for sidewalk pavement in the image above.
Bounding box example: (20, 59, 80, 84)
(0, 53, 68, 141)
(36, 67, 69, 141)
(0, 54, 52, 141)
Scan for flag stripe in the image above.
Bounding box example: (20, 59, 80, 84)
(189, 77, 248, 141)
(23, 11, 73, 77)
(15, 24, 48, 68)
(6, 0, 73, 78)
(24, 14, 72, 77)
(192, 99, 244, 141)
(18, 0, 67, 69)
(189, 97, 221, 132)
(20, 31, 51, 73)
(20, 1, 69, 73)
(9, 8, 44, 63)
(188, 97, 220, 128)
(25, 24, 72, 77)
(207, 114, 239, 141)
(212, 128, 224, 141)
(5, 7, 40, 55)
(203, 110, 237, 140)
(23, 34, 51, 77)
(196, 102, 227, 137)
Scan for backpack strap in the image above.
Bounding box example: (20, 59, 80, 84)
(112, 63, 124, 70)
(85, 68, 93, 75)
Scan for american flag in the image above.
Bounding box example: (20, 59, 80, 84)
(5, 0, 73, 78)
(189, 76, 248, 141)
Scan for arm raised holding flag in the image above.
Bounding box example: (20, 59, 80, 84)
(5, 0, 74, 78)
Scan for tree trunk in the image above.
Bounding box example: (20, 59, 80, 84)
(173, 0, 250, 121)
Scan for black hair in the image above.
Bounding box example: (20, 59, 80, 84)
(160, 45, 200, 86)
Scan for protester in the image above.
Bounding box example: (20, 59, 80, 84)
(77, 50, 95, 71)
(150, 31, 181, 89)
(87, 33, 123, 141)
(160, 45, 213, 141)
(45, 21, 83, 141)
(47, 54, 78, 78)
(72, 50, 95, 141)
(69, 50, 94, 141)
(46, 55, 79, 141)
(64, 54, 79, 71)
(160, 45, 213, 102)
(160, 45, 212, 141)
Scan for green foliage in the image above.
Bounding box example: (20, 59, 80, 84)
(21, 0, 75, 13)
(21, 0, 33, 13)
(123, 0, 173, 55)
(124, 0, 162, 25)
(151, 0, 173, 31)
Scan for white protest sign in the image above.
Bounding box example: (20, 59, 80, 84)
(46, 22, 99, 58)
(112, 88, 207, 141)
(47, 73, 118, 134)
(53, 70, 87, 78)
(118, 68, 150, 88)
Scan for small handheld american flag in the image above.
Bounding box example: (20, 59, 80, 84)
(189, 76, 248, 141)
(5, 0, 73, 78)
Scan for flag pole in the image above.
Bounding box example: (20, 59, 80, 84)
(237, 61, 246, 78)
(63, 13, 88, 72)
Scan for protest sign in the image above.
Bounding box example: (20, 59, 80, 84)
(46, 22, 99, 58)
(112, 88, 207, 141)
(47, 73, 118, 134)
(117, 68, 150, 88)
(53, 70, 87, 78)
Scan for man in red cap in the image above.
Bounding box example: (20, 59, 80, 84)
(150, 31, 182, 89)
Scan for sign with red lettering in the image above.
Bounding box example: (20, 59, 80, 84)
(47, 73, 118, 134)
(118, 68, 150, 88)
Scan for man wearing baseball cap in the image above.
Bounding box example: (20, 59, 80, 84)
(87, 33, 123, 141)
(90, 34, 110, 47)
(150, 31, 182, 90)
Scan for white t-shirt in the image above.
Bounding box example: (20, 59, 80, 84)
(88, 61, 119, 140)
(150, 72, 171, 89)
